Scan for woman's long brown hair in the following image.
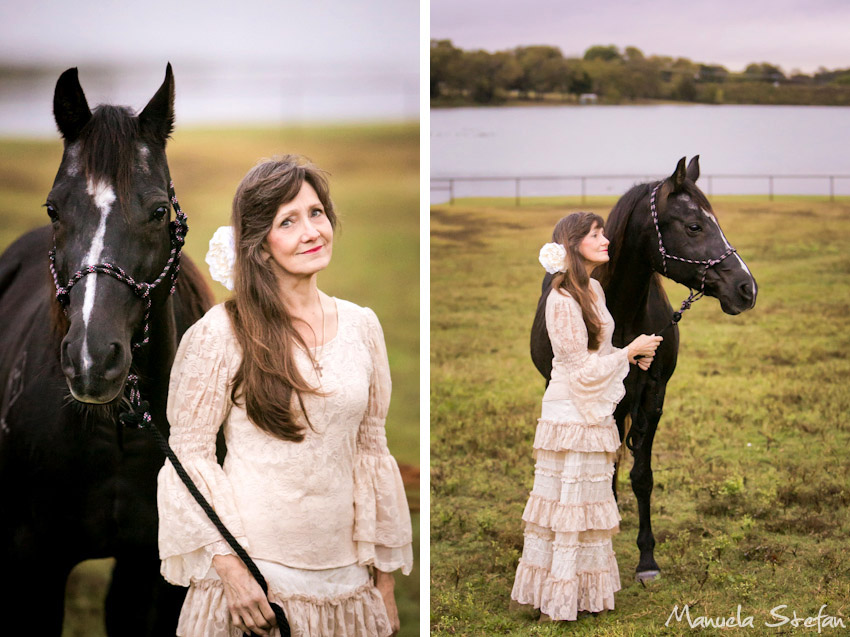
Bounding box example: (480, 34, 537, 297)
(225, 156, 338, 442)
(548, 212, 606, 350)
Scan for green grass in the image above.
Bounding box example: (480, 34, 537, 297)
(0, 122, 419, 636)
(431, 197, 850, 635)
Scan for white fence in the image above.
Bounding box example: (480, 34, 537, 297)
(430, 174, 850, 206)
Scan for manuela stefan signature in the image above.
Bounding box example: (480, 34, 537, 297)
(665, 604, 845, 632)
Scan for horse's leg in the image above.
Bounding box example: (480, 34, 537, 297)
(0, 550, 72, 634)
(630, 385, 665, 581)
(105, 550, 186, 637)
(611, 402, 630, 503)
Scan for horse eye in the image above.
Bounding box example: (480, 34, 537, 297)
(688, 224, 701, 232)
(152, 205, 169, 221)
(45, 203, 58, 222)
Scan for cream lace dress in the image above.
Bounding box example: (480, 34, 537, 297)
(511, 279, 630, 620)
(157, 299, 413, 637)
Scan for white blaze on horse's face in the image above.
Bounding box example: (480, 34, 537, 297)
(700, 206, 758, 305)
(80, 177, 116, 371)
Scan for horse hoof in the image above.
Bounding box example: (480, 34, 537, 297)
(635, 569, 660, 583)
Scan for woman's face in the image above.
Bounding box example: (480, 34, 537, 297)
(262, 181, 333, 283)
(578, 222, 609, 266)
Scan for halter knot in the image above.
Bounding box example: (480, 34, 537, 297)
(120, 374, 152, 429)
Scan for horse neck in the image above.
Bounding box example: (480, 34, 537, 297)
(605, 227, 655, 328)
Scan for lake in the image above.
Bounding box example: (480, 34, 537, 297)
(430, 104, 850, 202)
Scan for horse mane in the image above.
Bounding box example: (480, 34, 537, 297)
(174, 255, 215, 330)
(595, 181, 653, 289)
(78, 105, 139, 208)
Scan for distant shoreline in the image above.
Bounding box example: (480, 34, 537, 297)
(431, 97, 850, 109)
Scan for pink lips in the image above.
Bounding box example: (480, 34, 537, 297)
(301, 245, 323, 255)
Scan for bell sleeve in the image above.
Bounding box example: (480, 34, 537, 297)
(352, 308, 414, 575)
(546, 290, 630, 425)
(157, 311, 248, 587)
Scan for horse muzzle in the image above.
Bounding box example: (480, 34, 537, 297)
(713, 270, 758, 315)
(61, 334, 131, 404)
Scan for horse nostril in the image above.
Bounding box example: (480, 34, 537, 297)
(738, 281, 752, 299)
(60, 340, 76, 376)
(102, 342, 125, 380)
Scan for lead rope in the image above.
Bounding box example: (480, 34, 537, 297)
(121, 377, 290, 637)
(50, 183, 290, 637)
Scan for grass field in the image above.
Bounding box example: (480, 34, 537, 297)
(0, 122, 419, 636)
(431, 195, 850, 635)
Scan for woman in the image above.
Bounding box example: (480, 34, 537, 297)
(510, 212, 661, 621)
(157, 156, 413, 637)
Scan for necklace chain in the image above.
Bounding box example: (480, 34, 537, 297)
(313, 289, 325, 377)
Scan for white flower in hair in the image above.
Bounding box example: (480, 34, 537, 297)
(538, 242, 567, 274)
(206, 226, 236, 291)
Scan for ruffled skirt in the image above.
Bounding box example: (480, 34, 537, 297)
(177, 561, 393, 637)
(510, 399, 621, 621)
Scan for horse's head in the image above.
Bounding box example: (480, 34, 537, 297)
(648, 156, 757, 315)
(48, 65, 176, 404)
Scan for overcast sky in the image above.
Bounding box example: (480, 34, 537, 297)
(0, 0, 420, 130)
(431, 0, 850, 74)
(0, 0, 418, 74)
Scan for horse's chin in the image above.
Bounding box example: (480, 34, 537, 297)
(718, 297, 752, 316)
(67, 378, 126, 405)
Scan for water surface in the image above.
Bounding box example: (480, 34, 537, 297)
(431, 105, 850, 201)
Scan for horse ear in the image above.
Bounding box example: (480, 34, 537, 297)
(139, 63, 175, 144)
(686, 155, 700, 182)
(669, 157, 687, 192)
(53, 68, 92, 142)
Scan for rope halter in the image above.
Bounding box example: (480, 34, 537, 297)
(48, 181, 187, 426)
(48, 181, 187, 352)
(649, 183, 737, 323)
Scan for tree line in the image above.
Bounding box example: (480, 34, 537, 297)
(431, 40, 850, 106)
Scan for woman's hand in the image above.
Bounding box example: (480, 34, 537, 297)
(213, 554, 277, 636)
(375, 569, 400, 636)
(636, 354, 654, 371)
(627, 334, 663, 367)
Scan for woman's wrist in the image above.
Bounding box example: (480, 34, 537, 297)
(374, 569, 395, 589)
(212, 553, 243, 576)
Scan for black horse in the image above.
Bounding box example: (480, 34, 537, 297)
(531, 157, 757, 582)
(0, 65, 213, 634)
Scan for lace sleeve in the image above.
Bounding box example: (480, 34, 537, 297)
(546, 291, 630, 424)
(157, 311, 248, 586)
(352, 308, 413, 575)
